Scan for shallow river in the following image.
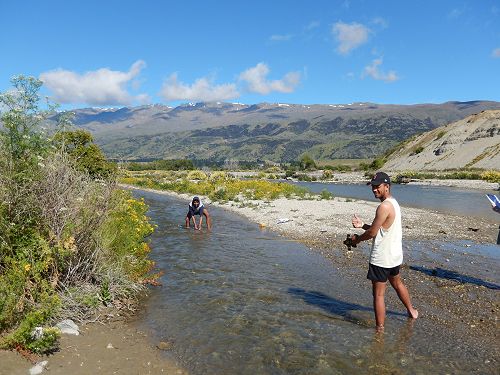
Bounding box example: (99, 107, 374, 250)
(134, 189, 498, 375)
(294, 181, 500, 221)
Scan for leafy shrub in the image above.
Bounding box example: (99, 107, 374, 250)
(413, 146, 424, 155)
(369, 158, 385, 170)
(319, 189, 333, 200)
(322, 170, 333, 180)
(299, 154, 317, 170)
(209, 171, 228, 181)
(187, 170, 208, 180)
(480, 170, 500, 183)
(53, 130, 117, 179)
(435, 131, 446, 140)
(121, 173, 310, 202)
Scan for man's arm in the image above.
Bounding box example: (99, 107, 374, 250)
(352, 204, 390, 245)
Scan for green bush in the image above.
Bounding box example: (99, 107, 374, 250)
(187, 170, 208, 180)
(435, 131, 446, 140)
(319, 189, 333, 200)
(413, 146, 424, 155)
(53, 130, 117, 179)
(322, 170, 333, 180)
(0, 76, 158, 353)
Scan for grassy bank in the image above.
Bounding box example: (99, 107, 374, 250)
(0, 76, 158, 354)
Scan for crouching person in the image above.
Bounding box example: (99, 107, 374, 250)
(185, 196, 212, 230)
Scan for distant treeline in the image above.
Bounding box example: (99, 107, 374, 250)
(120, 157, 364, 172)
(121, 158, 274, 171)
(124, 159, 195, 171)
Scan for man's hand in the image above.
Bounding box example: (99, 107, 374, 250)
(352, 214, 364, 229)
(351, 233, 359, 245)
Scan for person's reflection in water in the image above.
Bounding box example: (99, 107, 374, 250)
(368, 319, 415, 372)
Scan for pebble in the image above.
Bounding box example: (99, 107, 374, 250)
(157, 341, 173, 350)
(56, 319, 79, 335)
(29, 361, 48, 375)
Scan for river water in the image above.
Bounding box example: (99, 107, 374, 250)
(133, 188, 499, 375)
(293, 181, 500, 221)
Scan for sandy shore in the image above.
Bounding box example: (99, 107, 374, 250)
(0, 314, 188, 375)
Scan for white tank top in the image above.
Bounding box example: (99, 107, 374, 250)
(369, 197, 403, 268)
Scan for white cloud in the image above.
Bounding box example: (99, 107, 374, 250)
(270, 34, 293, 42)
(160, 73, 239, 102)
(304, 21, 320, 31)
(332, 21, 370, 55)
(239, 63, 300, 95)
(492, 48, 500, 58)
(362, 58, 399, 82)
(39, 60, 148, 105)
(448, 7, 464, 19)
(372, 17, 388, 29)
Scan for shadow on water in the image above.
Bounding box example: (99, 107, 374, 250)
(409, 265, 500, 290)
(288, 287, 406, 325)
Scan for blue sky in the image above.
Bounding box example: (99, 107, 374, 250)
(1, 0, 499, 109)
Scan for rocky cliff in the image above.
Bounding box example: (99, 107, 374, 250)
(384, 110, 500, 170)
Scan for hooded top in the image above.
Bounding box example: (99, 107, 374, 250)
(188, 196, 204, 216)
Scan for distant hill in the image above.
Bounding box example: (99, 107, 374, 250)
(49, 100, 500, 163)
(383, 110, 500, 171)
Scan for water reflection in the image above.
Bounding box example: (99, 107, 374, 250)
(368, 320, 416, 375)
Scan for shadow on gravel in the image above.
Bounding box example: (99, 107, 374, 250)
(409, 266, 500, 290)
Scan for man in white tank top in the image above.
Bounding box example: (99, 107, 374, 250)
(350, 172, 418, 332)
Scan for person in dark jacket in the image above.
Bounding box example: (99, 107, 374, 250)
(185, 196, 211, 230)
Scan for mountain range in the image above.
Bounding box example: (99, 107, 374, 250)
(51, 100, 500, 163)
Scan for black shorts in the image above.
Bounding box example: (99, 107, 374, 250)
(367, 263, 400, 282)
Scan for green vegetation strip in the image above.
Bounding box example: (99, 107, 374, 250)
(119, 170, 323, 202)
(392, 170, 500, 183)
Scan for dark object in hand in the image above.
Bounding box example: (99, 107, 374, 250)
(343, 234, 357, 251)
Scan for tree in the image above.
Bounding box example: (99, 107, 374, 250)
(53, 129, 117, 178)
(299, 154, 317, 170)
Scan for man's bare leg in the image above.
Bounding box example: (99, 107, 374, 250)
(204, 211, 212, 229)
(389, 274, 418, 319)
(372, 281, 387, 331)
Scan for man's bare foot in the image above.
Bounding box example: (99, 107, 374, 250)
(375, 325, 385, 333)
(408, 308, 419, 319)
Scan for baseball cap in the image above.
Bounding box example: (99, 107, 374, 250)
(367, 172, 391, 185)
